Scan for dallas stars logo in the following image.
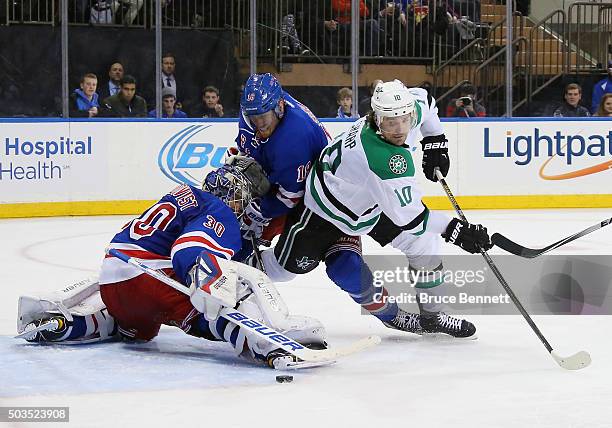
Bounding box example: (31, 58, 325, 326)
(389, 154, 408, 174)
(295, 256, 316, 270)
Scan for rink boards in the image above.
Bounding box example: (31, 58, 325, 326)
(0, 117, 611, 218)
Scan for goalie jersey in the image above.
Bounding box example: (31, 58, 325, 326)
(304, 88, 445, 236)
(99, 184, 243, 287)
(235, 92, 331, 219)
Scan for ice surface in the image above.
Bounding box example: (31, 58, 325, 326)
(1, 209, 611, 427)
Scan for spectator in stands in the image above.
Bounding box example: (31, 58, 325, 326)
(553, 83, 590, 117)
(377, 1, 406, 55)
(69, 73, 99, 118)
(90, 1, 118, 24)
(148, 88, 187, 118)
(591, 60, 612, 114)
(304, 0, 338, 56)
(161, 53, 177, 92)
(101, 75, 147, 117)
(358, 79, 383, 115)
(332, 0, 382, 56)
(99, 62, 124, 100)
(594, 93, 612, 117)
(446, 82, 486, 118)
(190, 86, 225, 118)
(334, 87, 359, 118)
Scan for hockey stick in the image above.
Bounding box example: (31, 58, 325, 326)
(492, 217, 612, 258)
(249, 233, 266, 273)
(106, 248, 380, 364)
(434, 169, 591, 370)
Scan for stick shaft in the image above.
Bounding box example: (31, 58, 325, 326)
(434, 170, 553, 353)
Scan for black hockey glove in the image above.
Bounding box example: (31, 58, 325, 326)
(420, 135, 449, 182)
(443, 218, 493, 254)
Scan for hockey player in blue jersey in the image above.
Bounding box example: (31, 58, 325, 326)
(17, 163, 327, 369)
(233, 73, 423, 334)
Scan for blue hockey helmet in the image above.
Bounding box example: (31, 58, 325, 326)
(240, 73, 283, 116)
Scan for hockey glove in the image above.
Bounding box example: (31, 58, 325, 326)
(443, 218, 493, 254)
(241, 200, 271, 239)
(420, 135, 450, 182)
(187, 251, 239, 321)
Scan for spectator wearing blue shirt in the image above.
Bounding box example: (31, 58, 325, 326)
(148, 87, 187, 118)
(69, 72, 99, 118)
(591, 60, 612, 114)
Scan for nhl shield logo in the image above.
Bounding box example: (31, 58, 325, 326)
(389, 154, 408, 175)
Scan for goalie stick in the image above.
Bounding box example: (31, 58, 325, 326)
(492, 217, 612, 258)
(434, 168, 591, 371)
(106, 248, 380, 365)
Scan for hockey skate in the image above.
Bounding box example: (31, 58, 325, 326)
(420, 312, 476, 339)
(20, 316, 69, 342)
(382, 309, 423, 334)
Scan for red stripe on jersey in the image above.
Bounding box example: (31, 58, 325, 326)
(92, 313, 99, 333)
(276, 191, 301, 207)
(172, 235, 234, 258)
(362, 288, 388, 312)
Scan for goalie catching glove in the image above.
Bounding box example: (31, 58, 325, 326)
(443, 218, 493, 254)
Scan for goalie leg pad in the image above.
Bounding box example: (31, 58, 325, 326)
(17, 276, 100, 333)
(18, 290, 117, 344)
(191, 292, 327, 362)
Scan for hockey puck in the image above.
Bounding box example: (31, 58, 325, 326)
(275, 375, 293, 383)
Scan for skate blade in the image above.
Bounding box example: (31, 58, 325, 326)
(420, 332, 478, 341)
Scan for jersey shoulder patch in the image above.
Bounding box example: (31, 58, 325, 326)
(359, 124, 415, 180)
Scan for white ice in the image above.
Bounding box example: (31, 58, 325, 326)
(1, 209, 611, 428)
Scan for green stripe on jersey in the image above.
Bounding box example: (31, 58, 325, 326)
(309, 167, 380, 232)
(360, 125, 415, 181)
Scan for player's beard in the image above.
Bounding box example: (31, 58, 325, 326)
(257, 128, 273, 140)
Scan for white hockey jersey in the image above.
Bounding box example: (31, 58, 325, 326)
(304, 88, 446, 236)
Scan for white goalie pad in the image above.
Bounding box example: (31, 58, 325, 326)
(17, 276, 100, 333)
(236, 262, 291, 329)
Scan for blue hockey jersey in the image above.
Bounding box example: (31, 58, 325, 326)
(99, 184, 243, 286)
(235, 92, 331, 219)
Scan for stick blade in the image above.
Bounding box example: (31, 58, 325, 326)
(551, 350, 591, 370)
(491, 233, 539, 258)
(304, 335, 381, 363)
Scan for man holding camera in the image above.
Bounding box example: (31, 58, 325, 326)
(446, 83, 486, 118)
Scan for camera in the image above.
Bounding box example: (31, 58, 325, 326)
(459, 96, 472, 106)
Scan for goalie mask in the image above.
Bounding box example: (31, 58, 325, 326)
(203, 165, 256, 219)
(371, 80, 421, 142)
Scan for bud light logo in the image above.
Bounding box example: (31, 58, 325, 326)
(158, 125, 229, 186)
